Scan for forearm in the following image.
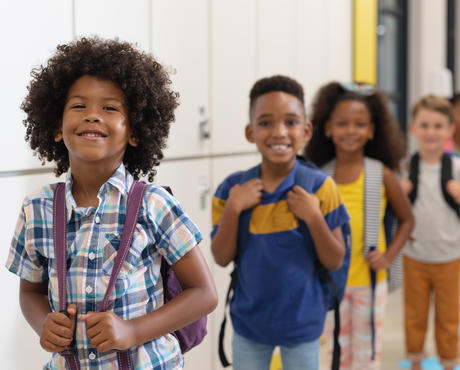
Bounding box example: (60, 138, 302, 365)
(306, 213, 345, 271)
(211, 204, 240, 266)
(20, 280, 51, 337)
(385, 218, 414, 263)
(130, 284, 216, 346)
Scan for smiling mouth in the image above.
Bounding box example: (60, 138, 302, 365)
(78, 132, 107, 138)
(269, 144, 291, 150)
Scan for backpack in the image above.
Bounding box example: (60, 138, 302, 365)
(408, 152, 460, 218)
(53, 181, 207, 370)
(218, 158, 351, 370)
(322, 157, 401, 361)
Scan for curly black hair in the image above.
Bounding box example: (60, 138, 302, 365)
(249, 75, 305, 115)
(21, 36, 179, 182)
(304, 81, 405, 171)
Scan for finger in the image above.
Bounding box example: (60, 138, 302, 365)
(51, 312, 72, 328)
(88, 328, 107, 348)
(49, 322, 74, 340)
(41, 338, 69, 353)
(292, 185, 307, 194)
(80, 311, 97, 326)
(95, 338, 113, 353)
(43, 330, 73, 348)
(86, 321, 104, 340)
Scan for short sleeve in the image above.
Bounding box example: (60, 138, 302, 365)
(5, 204, 48, 282)
(315, 176, 350, 230)
(211, 179, 232, 239)
(146, 186, 202, 266)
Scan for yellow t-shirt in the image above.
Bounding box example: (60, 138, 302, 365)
(338, 170, 388, 287)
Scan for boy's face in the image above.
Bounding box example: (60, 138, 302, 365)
(55, 75, 137, 170)
(246, 91, 311, 168)
(409, 108, 454, 154)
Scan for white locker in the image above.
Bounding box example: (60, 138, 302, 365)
(153, 158, 214, 370)
(0, 0, 72, 172)
(297, 0, 353, 105)
(0, 171, 64, 369)
(257, 0, 297, 79)
(74, 0, 151, 52)
(210, 0, 257, 155)
(152, 0, 211, 159)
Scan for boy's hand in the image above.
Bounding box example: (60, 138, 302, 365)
(367, 250, 389, 271)
(40, 304, 77, 353)
(227, 179, 263, 213)
(81, 311, 135, 352)
(446, 180, 460, 204)
(400, 180, 413, 195)
(286, 185, 321, 224)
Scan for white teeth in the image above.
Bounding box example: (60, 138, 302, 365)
(81, 133, 103, 137)
(270, 144, 289, 150)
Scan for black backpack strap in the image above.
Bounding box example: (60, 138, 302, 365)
(408, 153, 419, 204)
(316, 265, 341, 370)
(441, 153, 460, 217)
(218, 268, 237, 367)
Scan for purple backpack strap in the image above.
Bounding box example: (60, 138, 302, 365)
(53, 181, 147, 370)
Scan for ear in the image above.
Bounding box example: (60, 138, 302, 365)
(54, 126, 63, 142)
(245, 123, 255, 143)
(303, 121, 313, 142)
(128, 134, 138, 147)
(408, 122, 415, 135)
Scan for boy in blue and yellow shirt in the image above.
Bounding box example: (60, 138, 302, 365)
(211, 75, 349, 370)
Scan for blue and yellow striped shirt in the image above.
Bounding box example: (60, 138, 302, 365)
(211, 159, 349, 345)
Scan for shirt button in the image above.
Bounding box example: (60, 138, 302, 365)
(89, 352, 96, 360)
(85, 285, 93, 294)
(95, 216, 101, 224)
(88, 252, 96, 261)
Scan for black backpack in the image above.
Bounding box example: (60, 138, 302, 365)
(408, 153, 460, 218)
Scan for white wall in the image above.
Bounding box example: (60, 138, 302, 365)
(0, 1, 352, 368)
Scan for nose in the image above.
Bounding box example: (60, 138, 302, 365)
(273, 122, 287, 136)
(84, 110, 101, 123)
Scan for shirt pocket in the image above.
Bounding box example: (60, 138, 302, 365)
(102, 229, 145, 277)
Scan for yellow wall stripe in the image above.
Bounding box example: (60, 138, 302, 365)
(353, 0, 377, 84)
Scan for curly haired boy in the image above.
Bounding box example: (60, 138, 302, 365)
(6, 37, 217, 369)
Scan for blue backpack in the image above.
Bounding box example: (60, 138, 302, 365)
(218, 158, 351, 370)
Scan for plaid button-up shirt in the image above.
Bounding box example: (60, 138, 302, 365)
(6, 164, 202, 369)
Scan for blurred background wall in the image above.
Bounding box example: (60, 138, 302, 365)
(0, 1, 458, 368)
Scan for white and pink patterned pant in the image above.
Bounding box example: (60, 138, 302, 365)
(323, 281, 388, 370)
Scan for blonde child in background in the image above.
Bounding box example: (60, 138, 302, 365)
(304, 81, 414, 369)
(402, 95, 460, 370)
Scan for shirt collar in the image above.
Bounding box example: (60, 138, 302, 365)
(63, 163, 134, 222)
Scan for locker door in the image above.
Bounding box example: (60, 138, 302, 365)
(257, 0, 297, 79)
(74, 0, 151, 52)
(0, 172, 64, 368)
(154, 158, 214, 370)
(152, 1, 211, 159)
(0, 0, 72, 171)
(211, 0, 257, 155)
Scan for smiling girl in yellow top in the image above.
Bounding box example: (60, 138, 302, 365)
(304, 82, 414, 370)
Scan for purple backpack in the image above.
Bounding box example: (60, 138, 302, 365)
(53, 181, 207, 370)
